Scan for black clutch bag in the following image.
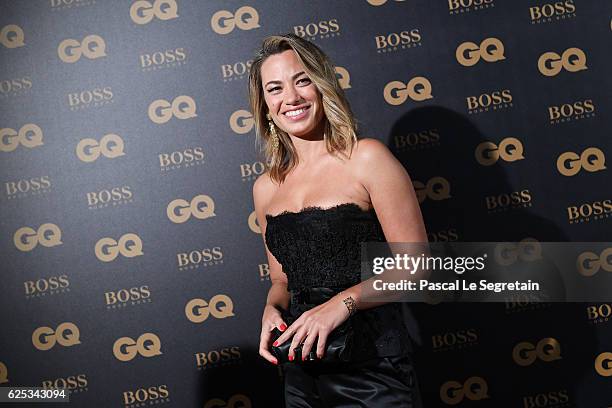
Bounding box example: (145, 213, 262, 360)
(270, 312, 354, 364)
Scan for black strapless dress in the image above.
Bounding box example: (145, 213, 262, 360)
(265, 203, 423, 407)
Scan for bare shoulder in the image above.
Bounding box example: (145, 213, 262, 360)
(252, 171, 277, 210)
(351, 137, 395, 166)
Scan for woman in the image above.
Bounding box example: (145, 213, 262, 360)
(249, 33, 427, 407)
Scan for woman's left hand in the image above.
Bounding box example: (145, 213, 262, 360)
(273, 294, 351, 361)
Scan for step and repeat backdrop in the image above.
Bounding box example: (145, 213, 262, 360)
(1, 0, 611, 407)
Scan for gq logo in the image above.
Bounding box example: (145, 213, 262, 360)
(148, 95, 197, 124)
(0, 124, 43, 152)
(413, 177, 451, 203)
(0, 361, 8, 383)
(456, 38, 505, 66)
(556, 147, 605, 176)
(167, 194, 216, 223)
(576, 248, 612, 276)
(76, 134, 125, 162)
(32, 322, 81, 351)
(113, 333, 162, 362)
(513, 338, 562, 366)
(95, 233, 143, 262)
(595, 352, 612, 376)
(384, 77, 433, 105)
(185, 295, 235, 323)
(211, 6, 260, 35)
(249, 210, 261, 234)
(14, 223, 62, 252)
(335, 66, 351, 89)
(494, 238, 541, 266)
(538, 47, 587, 77)
(229, 110, 254, 134)
(130, 0, 179, 25)
(475, 137, 524, 166)
(204, 394, 251, 408)
(440, 377, 488, 405)
(0, 24, 25, 48)
(58, 35, 106, 63)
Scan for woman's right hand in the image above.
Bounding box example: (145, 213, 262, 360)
(259, 304, 287, 365)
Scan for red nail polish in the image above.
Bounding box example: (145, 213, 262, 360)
(279, 323, 287, 331)
(272, 359, 278, 365)
(272, 341, 278, 347)
(288, 355, 294, 361)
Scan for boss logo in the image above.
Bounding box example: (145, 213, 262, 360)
(14, 223, 62, 252)
(494, 238, 541, 266)
(335, 66, 351, 89)
(86, 186, 133, 208)
(505, 294, 550, 311)
(58, 35, 106, 63)
(32, 322, 81, 351)
(577, 248, 612, 277)
(113, 333, 162, 362)
(513, 338, 562, 366)
(211, 6, 260, 35)
(123, 384, 169, 406)
(538, 47, 587, 77)
(557, 147, 605, 176)
(140, 47, 186, 69)
(522, 390, 570, 408)
(293, 19, 340, 39)
(221, 60, 253, 81)
(229, 110, 254, 134)
(466, 89, 512, 112)
(130, 0, 178, 25)
(94, 233, 143, 262)
(105, 286, 151, 306)
(204, 394, 251, 408)
(393, 129, 440, 151)
(456, 38, 505, 66)
(529, 1, 575, 22)
(76, 134, 125, 163)
(485, 189, 532, 212)
(0, 124, 43, 152)
(586, 303, 612, 321)
(185, 295, 235, 323)
(258, 263, 270, 281)
(447, 0, 494, 12)
(41, 374, 87, 391)
(24, 275, 70, 296)
(375, 29, 421, 51)
(177, 246, 224, 270)
(148, 95, 197, 124)
(6, 176, 51, 197)
(195, 346, 241, 369)
(0, 77, 32, 95)
(413, 177, 451, 203)
(567, 199, 612, 223)
(67, 87, 113, 110)
(167, 194, 216, 224)
(548, 99, 594, 123)
(475, 137, 524, 166)
(384, 77, 433, 104)
(440, 376, 489, 404)
(432, 329, 478, 350)
(240, 161, 265, 181)
(595, 352, 612, 377)
(158, 146, 205, 170)
(427, 228, 459, 242)
(0, 24, 25, 48)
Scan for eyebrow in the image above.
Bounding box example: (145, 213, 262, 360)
(264, 71, 306, 87)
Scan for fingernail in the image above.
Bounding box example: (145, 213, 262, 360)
(279, 323, 287, 331)
(272, 341, 278, 347)
(272, 359, 278, 365)
(317, 354, 322, 359)
(302, 355, 306, 361)
(288, 355, 294, 361)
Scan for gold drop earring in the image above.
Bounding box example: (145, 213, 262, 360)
(266, 113, 279, 153)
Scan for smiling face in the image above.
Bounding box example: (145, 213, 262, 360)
(260, 49, 325, 139)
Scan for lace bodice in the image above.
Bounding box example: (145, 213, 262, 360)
(265, 202, 386, 291)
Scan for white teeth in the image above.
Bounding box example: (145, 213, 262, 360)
(284, 108, 306, 117)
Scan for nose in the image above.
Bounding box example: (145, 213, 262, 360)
(284, 84, 302, 105)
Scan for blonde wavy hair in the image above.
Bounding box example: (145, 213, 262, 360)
(248, 33, 358, 184)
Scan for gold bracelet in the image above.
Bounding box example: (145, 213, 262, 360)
(342, 295, 357, 317)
